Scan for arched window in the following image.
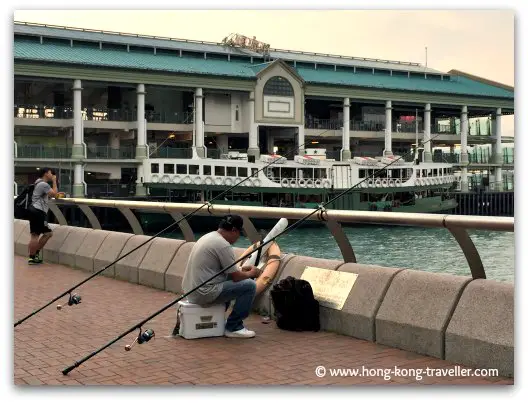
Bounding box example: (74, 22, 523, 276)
(263, 76, 294, 96)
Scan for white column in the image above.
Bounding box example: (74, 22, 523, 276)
(341, 97, 351, 161)
(247, 91, 259, 159)
(194, 88, 205, 157)
(110, 133, 120, 149)
(216, 135, 228, 154)
(268, 134, 275, 154)
(109, 133, 120, 159)
(73, 80, 83, 150)
(494, 107, 503, 191)
(384, 100, 393, 156)
(72, 79, 85, 197)
(460, 105, 469, 192)
(298, 125, 305, 156)
(135, 84, 148, 196)
(423, 103, 432, 162)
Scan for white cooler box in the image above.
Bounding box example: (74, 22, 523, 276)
(177, 299, 225, 339)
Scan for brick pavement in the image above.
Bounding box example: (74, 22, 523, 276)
(13, 255, 513, 386)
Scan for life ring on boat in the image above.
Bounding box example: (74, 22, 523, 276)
(281, 178, 290, 187)
(299, 179, 307, 187)
(322, 179, 332, 189)
(224, 177, 234, 186)
(193, 177, 202, 185)
(237, 241, 282, 295)
(235, 177, 243, 186)
(151, 175, 160, 183)
(290, 179, 297, 187)
(416, 179, 422, 186)
(204, 176, 213, 185)
(181, 176, 191, 185)
(253, 179, 261, 187)
(389, 179, 395, 187)
(172, 175, 181, 184)
(314, 179, 322, 187)
(395, 179, 401, 187)
(161, 175, 170, 183)
(367, 179, 374, 187)
(214, 177, 223, 186)
(375, 179, 382, 188)
(381, 179, 388, 187)
(305, 179, 313, 187)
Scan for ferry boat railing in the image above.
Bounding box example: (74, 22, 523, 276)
(149, 147, 192, 159)
(49, 198, 513, 280)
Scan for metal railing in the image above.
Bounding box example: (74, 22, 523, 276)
(150, 147, 192, 159)
(14, 105, 193, 124)
(16, 145, 71, 159)
(14, 105, 73, 119)
(86, 145, 136, 159)
(82, 108, 135, 122)
(47, 198, 513, 280)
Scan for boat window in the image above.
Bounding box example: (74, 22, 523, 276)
(151, 163, 159, 174)
(359, 169, 366, 179)
(416, 169, 420, 178)
(189, 165, 199, 175)
(204, 165, 211, 175)
(433, 168, 438, 176)
(227, 167, 236, 176)
(176, 164, 187, 174)
(164, 164, 175, 174)
(215, 166, 225, 176)
(251, 168, 258, 176)
(314, 169, 326, 179)
(238, 167, 248, 177)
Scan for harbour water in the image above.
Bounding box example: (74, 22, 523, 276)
(163, 225, 515, 283)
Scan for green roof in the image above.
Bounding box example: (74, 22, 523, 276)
(14, 38, 513, 99)
(296, 67, 513, 99)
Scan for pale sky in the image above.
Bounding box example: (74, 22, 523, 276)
(13, 10, 515, 137)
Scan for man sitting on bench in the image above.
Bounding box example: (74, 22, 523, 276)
(181, 215, 261, 338)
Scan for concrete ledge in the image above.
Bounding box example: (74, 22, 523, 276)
(375, 270, 472, 359)
(138, 238, 185, 290)
(278, 255, 343, 280)
(58, 227, 93, 268)
(93, 231, 134, 278)
(445, 279, 514, 377)
(165, 242, 196, 294)
(75, 230, 113, 272)
(320, 263, 402, 341)
(43, 225, 74, 263)
(14, 220, 30, 255)
(115, 235, 153, 284)
(13, 220, 28, 244)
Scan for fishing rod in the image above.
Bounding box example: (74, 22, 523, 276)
(61, 129, 450, 375)
(13, 126, 340, 327)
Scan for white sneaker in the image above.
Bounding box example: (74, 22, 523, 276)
(224, 328, 256, 338)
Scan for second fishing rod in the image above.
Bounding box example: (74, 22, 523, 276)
(14, 126, 343, 327)
(61, 129, 449, 375)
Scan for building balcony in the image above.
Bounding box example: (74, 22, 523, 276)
(16, 144, 71, 159)
(14, 105, 194, 124)
(86, 145, 136, 159)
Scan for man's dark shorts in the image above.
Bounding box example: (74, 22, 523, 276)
(28, 206, 52, 236)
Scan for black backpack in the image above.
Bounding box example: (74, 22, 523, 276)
(14, 184, 35, 219)
(270, 276, 320, 332)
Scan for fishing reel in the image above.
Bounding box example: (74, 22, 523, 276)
(125, 328, 155, 351)
(57, 293, 82, 310)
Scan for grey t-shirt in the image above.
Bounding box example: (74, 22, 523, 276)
(182, 231, 238, 305)
(31, 179, 51, 213)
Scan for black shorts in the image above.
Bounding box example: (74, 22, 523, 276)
(28, 206, 52, 235)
